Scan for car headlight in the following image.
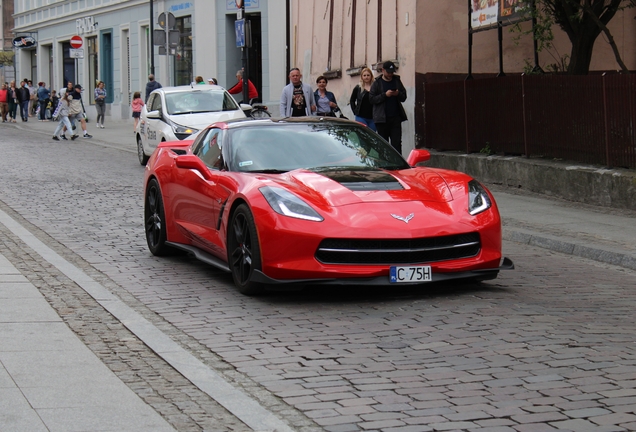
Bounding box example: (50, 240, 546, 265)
(260, 187, 324, 222)
(169, 120, 198, 135)
(468, 180, 492, 215)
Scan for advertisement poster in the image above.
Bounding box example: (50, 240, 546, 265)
(471, 0, 500, 31)
(470, 0, 530, 31)
(499, 0, 529, 26)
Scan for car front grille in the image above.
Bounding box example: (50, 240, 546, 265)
(315, 233, 481, 265)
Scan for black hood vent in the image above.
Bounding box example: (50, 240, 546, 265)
(313, 169, 404, 191)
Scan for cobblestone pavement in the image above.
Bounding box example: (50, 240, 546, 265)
(2, 126, 636, 431)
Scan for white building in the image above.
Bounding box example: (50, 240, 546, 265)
(11, 0, 288, 122)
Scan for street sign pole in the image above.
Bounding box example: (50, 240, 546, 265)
(240, 2, 248, 104)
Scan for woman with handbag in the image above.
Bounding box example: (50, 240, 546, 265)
(94, 81, 107, 128)
(313, 76, 338, 117)
(349, 67, 376, 131)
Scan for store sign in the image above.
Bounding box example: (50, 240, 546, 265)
(12, 36, 37, 48)
(76, 16, 97, 35)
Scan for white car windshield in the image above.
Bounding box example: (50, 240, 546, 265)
(165, 89, 240, 115)
(228, 124, 410, 173)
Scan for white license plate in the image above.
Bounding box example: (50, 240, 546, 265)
(390, 265, 432, 283)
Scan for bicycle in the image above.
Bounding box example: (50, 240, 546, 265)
(248, 98, 271, 118)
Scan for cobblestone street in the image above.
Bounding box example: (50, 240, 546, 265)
(1, 126, 636, 431)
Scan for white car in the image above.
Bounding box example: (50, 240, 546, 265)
(136, 85, 250, 165)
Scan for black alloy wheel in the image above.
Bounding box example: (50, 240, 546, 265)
(137, 135, 149, 165)
(228, 204, 263, 295)
(144, 178, 170, 256)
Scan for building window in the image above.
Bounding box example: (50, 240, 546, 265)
(173, 15, 192, 86)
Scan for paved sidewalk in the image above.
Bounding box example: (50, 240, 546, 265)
(0, 253, 175, 432)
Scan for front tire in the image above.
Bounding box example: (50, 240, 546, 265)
(144, 178, 170, 256)
(137, 135, 149, 165)
(227, 204, 263, 295)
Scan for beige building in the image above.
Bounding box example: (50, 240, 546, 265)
(289, 0, 636, 154)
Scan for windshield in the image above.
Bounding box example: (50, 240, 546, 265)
(165, 89, 239, 115)
(227, 124, 410, 173)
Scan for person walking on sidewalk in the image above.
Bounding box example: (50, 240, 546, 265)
(37, 82, 51, 121)
(94, 81, 107, 129)
(349, 67, 376, 131)
(68, 84, 92, 139)
(145, 74, 162, 102)
(131, 91, 144, 132)
(280, 68, 315, 117)
(7, 81, 18, 123)
(51, 92, 76, 141)
(0, 83, 8, 122)
(16, 81, 31, 122)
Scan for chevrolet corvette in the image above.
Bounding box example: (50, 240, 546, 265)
(143, 117, 512, 295)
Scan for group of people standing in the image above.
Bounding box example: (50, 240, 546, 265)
(279, 61, 407, 153)
(0, 80, 36, 123)
(50, 81, 95, 140)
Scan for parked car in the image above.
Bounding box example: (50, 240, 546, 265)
(136, 85, 250, 165)
(143, 117, 513, 295)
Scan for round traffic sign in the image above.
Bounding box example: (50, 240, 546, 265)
(70, 35, 83, 49)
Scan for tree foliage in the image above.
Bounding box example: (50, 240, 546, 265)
(518, 0, 634, 74)
(0, 51, 14, 67)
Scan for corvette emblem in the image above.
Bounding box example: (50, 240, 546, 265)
(391, 213, 414, 224)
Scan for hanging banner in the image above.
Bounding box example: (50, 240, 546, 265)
(470, 0, 530, 31)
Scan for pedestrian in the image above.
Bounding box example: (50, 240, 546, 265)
(131, 91, 144, 132)
(37, 82, 51, 121)
(60, 81, 74, 97)
(51, 92, 75, 141)
(67, 84, 92, 139)
(280, 67, 315, 117)
(48, 90, 59, 120)
(16, 81, 31, 122)
(313, 75, 338, 117)
(7, 81, 18, 123)
(0, 83, 8, 122)
(94, 81, 107, 128)
(349, 67, 376, 131)
(195, 75, 205, 85)
(369, 61, 407, 153)
(228, 69, 259, 103)
(145, 74, 162, 102)
(27, 80, 37, 116)
(208, 78, 218, 85)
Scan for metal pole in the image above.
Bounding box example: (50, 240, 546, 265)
(165, 13, 170, 86)
(497, 24, 505, 77)
(150, 0, 155, 75)
(242, 3, 249, 104)
(467, 0, 473, 79)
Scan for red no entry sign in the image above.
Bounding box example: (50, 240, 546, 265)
(70, 35, 83, 49)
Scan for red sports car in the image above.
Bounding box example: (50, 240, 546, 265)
(144, 118, 512, 295)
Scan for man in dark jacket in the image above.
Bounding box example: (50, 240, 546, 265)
(369, 61, 407, 154)
(145, 74, 162, 102)
(16, 81, 31, 122)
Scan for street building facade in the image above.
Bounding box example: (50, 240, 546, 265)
(10, 0, 287, 122)
(288, 0, 636, 154)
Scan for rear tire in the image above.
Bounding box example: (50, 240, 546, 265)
(227, 204, 263, 295)
(137, 135, 149, 165)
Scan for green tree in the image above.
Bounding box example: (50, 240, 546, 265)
(525, 0, 634, 74)
(0, 51, 14, 67)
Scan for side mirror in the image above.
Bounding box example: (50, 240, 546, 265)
(240, 103, 253, 114)
(146, 110, 161, 119)
(175, 155, 212, 180)
(406, 149, 431, 167)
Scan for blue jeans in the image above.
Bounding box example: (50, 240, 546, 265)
(354, 115, 376, 132)
(20, 101, 30, 121)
